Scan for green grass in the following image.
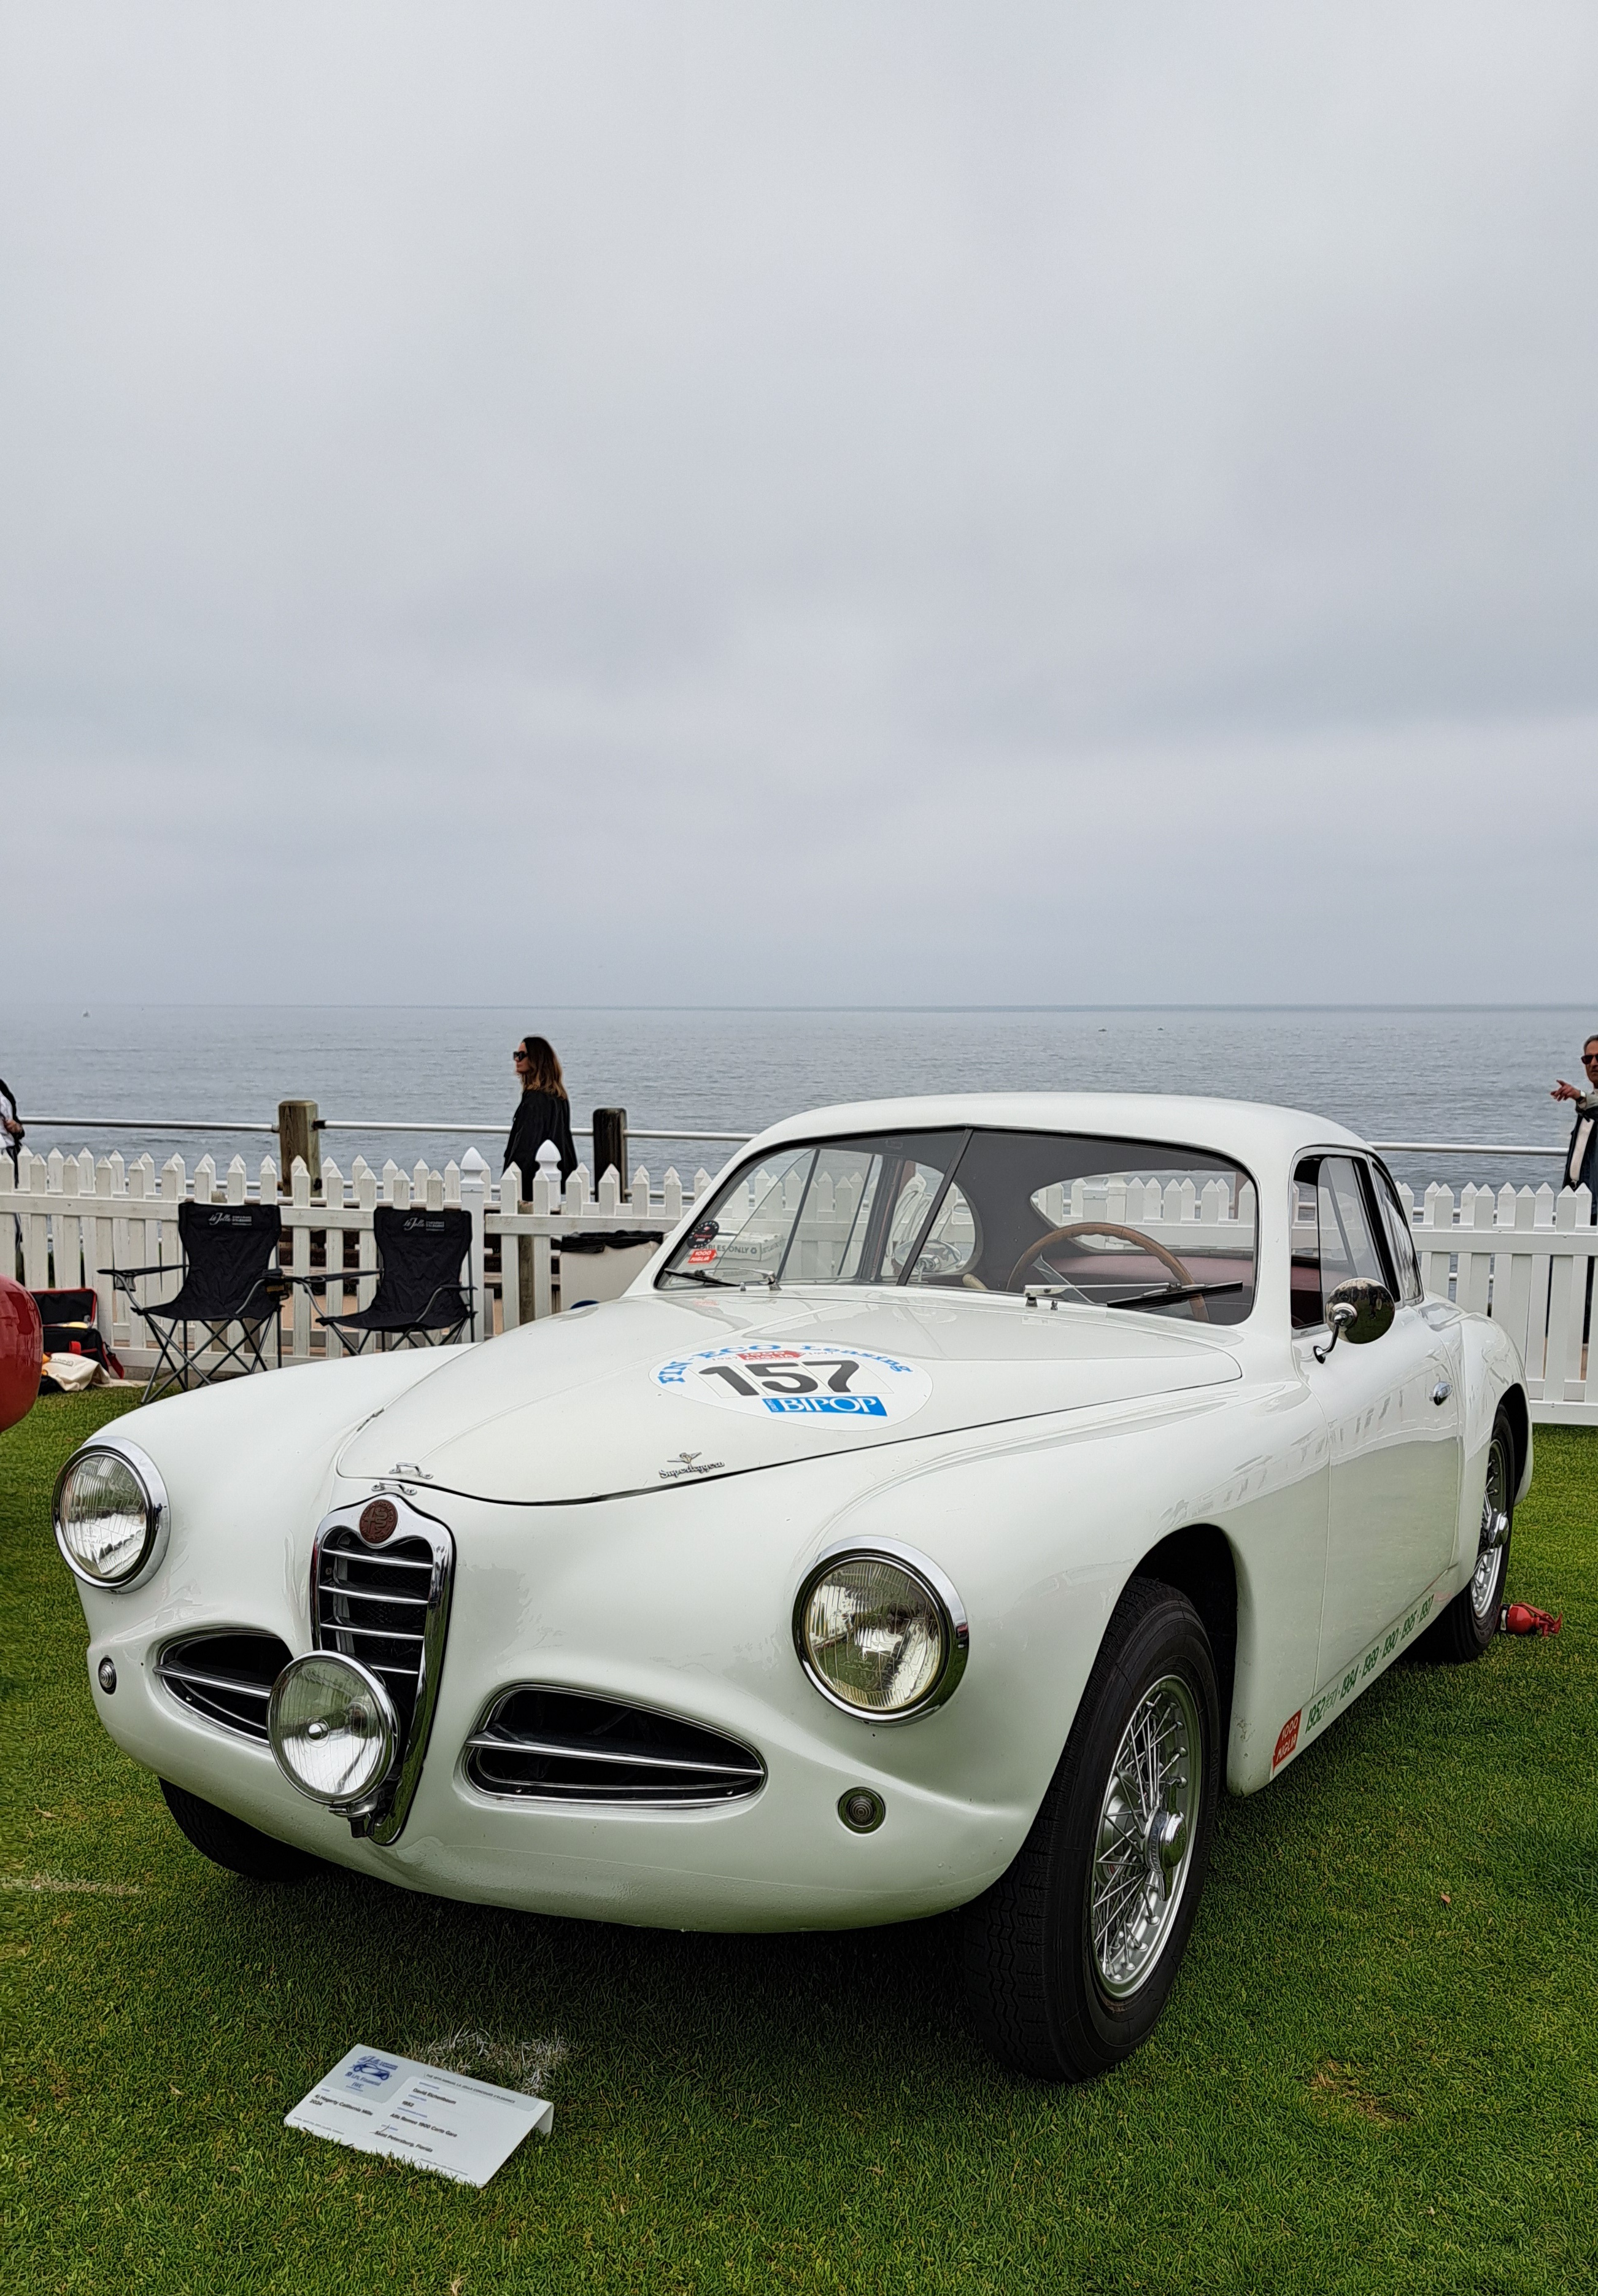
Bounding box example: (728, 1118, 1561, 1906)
(3, 1393, 1594, 2294)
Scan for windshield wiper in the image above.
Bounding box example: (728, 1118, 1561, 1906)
(1103, 1281, 1245, 1311)
(661, 1266, 738, 1289)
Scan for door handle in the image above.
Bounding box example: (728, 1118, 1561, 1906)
(1431, 1379, 1453, 1405)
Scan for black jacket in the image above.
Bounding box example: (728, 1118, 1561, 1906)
(504, 1090, 578, 1192)
(1564, 1096, 1598, 1205)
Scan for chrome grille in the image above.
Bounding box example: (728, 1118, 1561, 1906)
(312, 1497, 454, 1844)
(315, 1530, 434, 1740)
(466, 1687, 765, 1807)
(158, 1631, 292, 1742)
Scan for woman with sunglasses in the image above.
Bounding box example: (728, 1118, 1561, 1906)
(505, 1035, 578, 1197)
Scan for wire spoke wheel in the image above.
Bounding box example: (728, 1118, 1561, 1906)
(1089, 1673, 1201, 1998)
(962, 1577, 1220, 2082)
(1470, 1431, 1511, 1622)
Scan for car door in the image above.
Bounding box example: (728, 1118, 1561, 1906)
(1295, 1154, 1462, 1682)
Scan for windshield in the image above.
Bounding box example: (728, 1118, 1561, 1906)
(659, 1127, 1257, 1324)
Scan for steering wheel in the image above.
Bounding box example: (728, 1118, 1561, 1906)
(1008, 1221, 1210, 1322)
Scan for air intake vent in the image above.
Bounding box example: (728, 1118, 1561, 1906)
(312, 1498, 454, 1845)
(158, 1632, 292, 1742)
(466, 1687, 765, 1806)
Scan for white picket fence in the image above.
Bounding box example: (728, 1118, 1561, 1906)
(2, 1148, 1593, 1423)
(0, 1143, 714, 1380)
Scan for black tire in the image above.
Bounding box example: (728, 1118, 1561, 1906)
(159, 1780, 318, 1883)
(962, 1579, 1220, 2083)
(1419, 1406, 1516, 1664)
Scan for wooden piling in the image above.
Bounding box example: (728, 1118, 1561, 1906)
(277, 1100, 321, 1194)
(592, 1107, 628, 1193)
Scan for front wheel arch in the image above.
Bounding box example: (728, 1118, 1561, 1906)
(1131, 1525, 1237, 1746)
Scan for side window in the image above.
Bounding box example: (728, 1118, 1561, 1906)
(1372, 1167, 1423, 1305)
(906, 1179, 978, 1283)
(1291, 1155, 1388, 1330)
(1318, 1157, 1388, 1294)
(1291, 1162, 1322, 1330)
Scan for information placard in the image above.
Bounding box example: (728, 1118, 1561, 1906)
(286, 2046, 554, 2187)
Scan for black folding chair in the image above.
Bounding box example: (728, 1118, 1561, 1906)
(113, 1200, 286, 1404)
(312, 1205, 474, 1353)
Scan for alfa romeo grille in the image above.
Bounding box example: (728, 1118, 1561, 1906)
(466, 1687, 765, 1807)
(158, 1631, 292, 1742)
(312, 1497, 454, 1844)
(315, 1528, 436, 1739)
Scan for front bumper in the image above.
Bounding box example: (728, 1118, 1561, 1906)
(86, 1618, 1027, 1929)
(78, 1461, 1072, 1931)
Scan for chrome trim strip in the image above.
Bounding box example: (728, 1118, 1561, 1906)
(161, 1668, 272, 1699)
(461, 1683, 767, 1810)
(311, 1618, 426, 1644)
(466, 1732, 760, 1778)
(315, 1547, 431, 1572)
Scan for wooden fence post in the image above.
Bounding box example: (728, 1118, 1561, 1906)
(592, 1108, 627, 1196)
(277, 1100, 320, 1194)
(460, 1148, 488, 1343)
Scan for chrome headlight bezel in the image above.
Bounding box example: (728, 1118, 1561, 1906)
(52, 1439, 170, 1590)
(792, 1538, 970, 1724)
(268, 1650, 402, 1815)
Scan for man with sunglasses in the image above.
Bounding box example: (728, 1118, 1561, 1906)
(1551, 1035, 1598, 1196)
(1552, 1034, 1598, 1338)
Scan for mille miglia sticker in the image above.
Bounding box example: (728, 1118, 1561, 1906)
(652, 1342, 933, 1423)
(1273, 1582, 1443, 1776)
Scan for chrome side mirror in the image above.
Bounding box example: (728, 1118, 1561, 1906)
(1314, 1277, 1395, 1363)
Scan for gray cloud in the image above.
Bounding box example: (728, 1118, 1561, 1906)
(2, 1, 1594, 1003)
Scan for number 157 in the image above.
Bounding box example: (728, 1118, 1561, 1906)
(701, 1359, 859, 1398)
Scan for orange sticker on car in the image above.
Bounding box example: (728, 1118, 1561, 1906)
(1272, 1711, 1302, 1769)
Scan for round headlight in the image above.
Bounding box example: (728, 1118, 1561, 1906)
(794, 1546, 968, 1720)
(53, 1446, 163, 1586)
(268, 1652, 400, 1811)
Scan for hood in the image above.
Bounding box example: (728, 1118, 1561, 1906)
(334, 1289, 1242, 1504)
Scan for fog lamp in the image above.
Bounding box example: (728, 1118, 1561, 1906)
(268, 1652, 400, 1811)
(794, 1545, 968, 1720)
(54, 1445, 166, 1587)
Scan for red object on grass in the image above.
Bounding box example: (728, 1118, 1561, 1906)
(0, 1272, 44, 1431)
(1501, 1602, 1562, 1637)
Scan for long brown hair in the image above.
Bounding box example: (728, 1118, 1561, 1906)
(519, 1035, 567, 1099)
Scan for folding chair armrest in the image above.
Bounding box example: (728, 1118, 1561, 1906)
(111, 1261, 177, 1283)
(416, 1280, 476, 1321)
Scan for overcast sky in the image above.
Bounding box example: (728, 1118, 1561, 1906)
(2, 3, 1594, 1006)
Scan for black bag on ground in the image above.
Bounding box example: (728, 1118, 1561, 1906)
(29, 1288, 125, 1379)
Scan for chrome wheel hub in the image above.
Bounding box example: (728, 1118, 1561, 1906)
(1470, 1437, 1510, 1620)
(1090, 1673, 1201, 1999)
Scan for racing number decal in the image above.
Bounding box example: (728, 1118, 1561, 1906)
(652, 1343, 933, 1423)
(701, 1358, 861, 1399)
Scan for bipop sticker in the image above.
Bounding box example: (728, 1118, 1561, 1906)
(652, 1342, 933, 1423)
(1272, 1710, 1302, 1770)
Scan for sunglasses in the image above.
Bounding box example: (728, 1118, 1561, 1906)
(514, 1049, 530, 1059)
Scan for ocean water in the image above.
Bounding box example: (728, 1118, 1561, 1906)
(1, 1004, 1591, 1197)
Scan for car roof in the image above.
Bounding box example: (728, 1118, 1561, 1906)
(744, 1093, 1369, 1173)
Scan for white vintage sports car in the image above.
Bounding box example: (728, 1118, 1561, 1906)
(55, 1096, 1529, 2082)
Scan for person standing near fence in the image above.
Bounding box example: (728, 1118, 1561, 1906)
(1551, 1030, 1598, 1337)
(0, 1072, 23, 1180)
(504, 1035, 578, 1193)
